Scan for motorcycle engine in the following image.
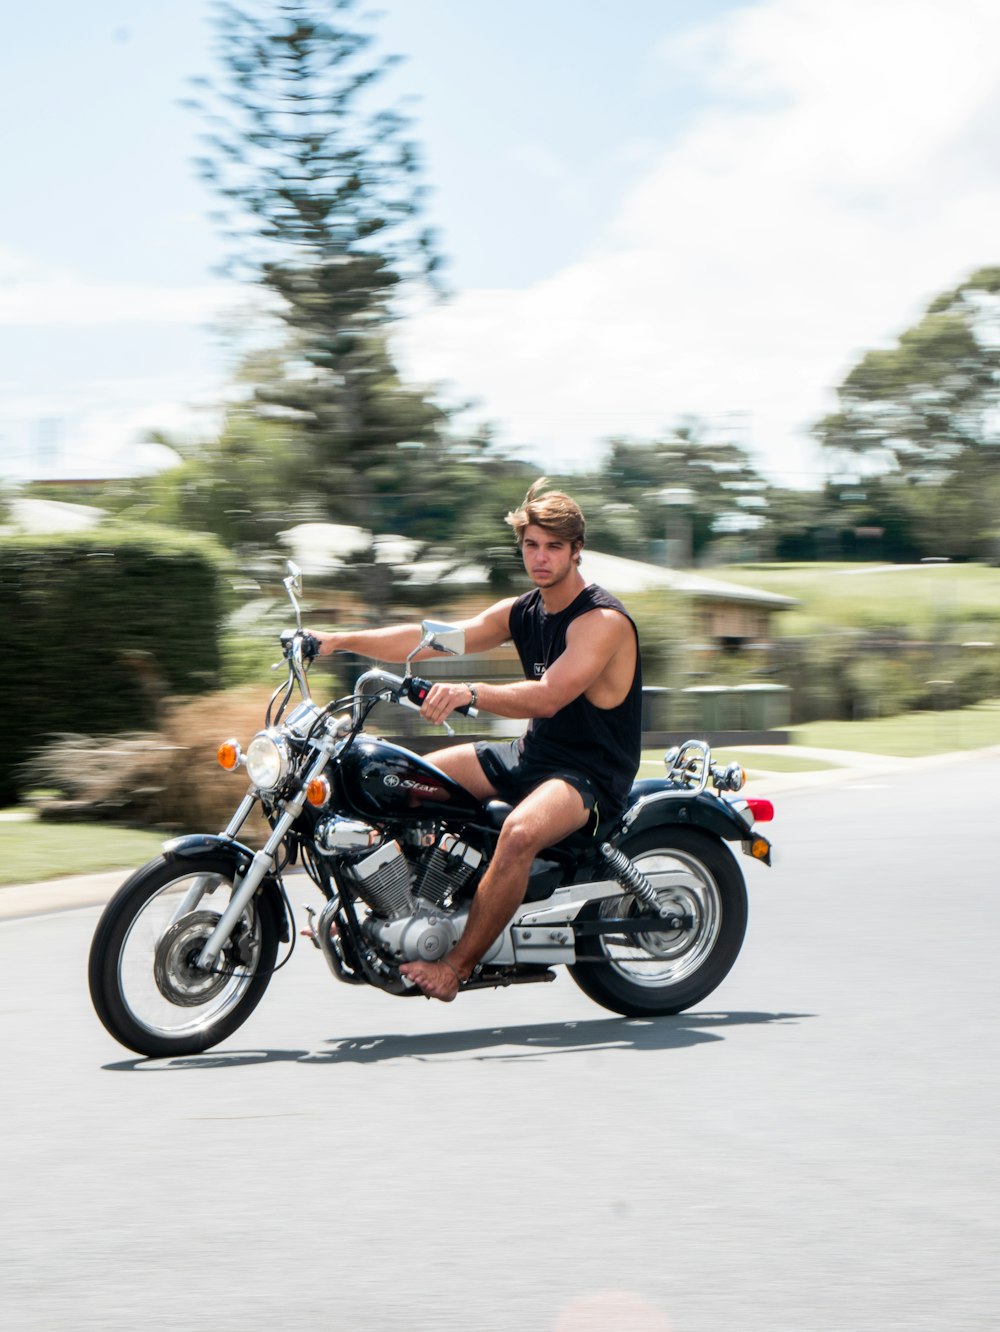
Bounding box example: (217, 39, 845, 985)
(365, 903, 465, 963)
(344, 831, 482, 963)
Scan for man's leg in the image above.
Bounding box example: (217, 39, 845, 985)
(400, 778, 589, 1001)
(424, 743, 499, 802)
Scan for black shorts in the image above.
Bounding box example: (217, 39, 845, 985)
(474, 738, 601, 829)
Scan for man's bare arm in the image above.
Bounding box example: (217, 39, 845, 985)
(309, 598, 515, 664)
(418, 609, 632, 725)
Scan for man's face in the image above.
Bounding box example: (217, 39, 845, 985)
(521, 524, 580, 589)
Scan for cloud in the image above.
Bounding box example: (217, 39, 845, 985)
(0, 372, 225, 480)
(0, 247, 270, 479)
(0, 246, 239, 327)
(394, 0, 1000, 485)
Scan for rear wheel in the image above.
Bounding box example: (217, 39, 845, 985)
(568, 828, 747, 1016)
(88, 854, 281, 1058)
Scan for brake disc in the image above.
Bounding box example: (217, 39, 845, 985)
(153, 910, 239, 1007)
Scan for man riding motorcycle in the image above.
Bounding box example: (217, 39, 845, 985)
(310, 479, 642, 1001)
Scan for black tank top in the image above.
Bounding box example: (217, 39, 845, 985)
(508, 583, 642, 815)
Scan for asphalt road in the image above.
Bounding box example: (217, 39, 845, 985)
(2, 755, 998, 1331)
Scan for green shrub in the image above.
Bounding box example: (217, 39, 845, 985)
(1, 524, 230, 804)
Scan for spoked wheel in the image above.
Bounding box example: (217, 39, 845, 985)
(88, 854, 281, 1058)
(569, 829, 748, 1017)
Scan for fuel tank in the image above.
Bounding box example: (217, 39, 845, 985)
(337, 737, 482, 823)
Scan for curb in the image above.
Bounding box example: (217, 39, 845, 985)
(0, 870, 132, 922)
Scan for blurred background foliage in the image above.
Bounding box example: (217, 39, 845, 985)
(5, 1, 1000, 826)
(0, 526, 229, 804)
(89, 1, 1000, 576)
(94, 261, 1000, 575)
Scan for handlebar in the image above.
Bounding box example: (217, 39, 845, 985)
(351, 667, 478, 731)
(272, 564, 478, 734)
(274, 629, 319, 710)
(280, 629, 320, 663)
(401, 675, 478, 718)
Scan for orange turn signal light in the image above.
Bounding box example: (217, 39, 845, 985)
(750, 838, 770, 860)
(217, 739, 241, 771)
(306, 776, 331, 807)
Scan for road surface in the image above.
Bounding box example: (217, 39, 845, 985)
(1, 754, 998, 1330)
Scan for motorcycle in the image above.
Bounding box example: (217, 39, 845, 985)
(88, 563, 775, 1059)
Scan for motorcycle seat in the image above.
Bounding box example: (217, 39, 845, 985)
(484, 799, 514, 828)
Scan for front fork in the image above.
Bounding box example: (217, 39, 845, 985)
(194, 754, 330, 971)
(168, 794, 260, 926)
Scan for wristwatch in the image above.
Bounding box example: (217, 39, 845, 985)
(464, 683, 478, 708)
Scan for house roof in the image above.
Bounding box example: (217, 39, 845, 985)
(279, 523, 796, 610)
(3, 497, 106, 534)
(580, 550, 797, 609)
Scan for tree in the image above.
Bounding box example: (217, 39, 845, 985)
(582, 422, 771, 563)
(762, 479, 921, 563)
(814, 267, 1000, 558)
(186, 0, 459, 602)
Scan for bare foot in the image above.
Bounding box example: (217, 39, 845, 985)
(399, 957, 463, 1002)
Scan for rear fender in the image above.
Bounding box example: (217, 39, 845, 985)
(161, 833, 291, 941)
(619, 784, 771, 866)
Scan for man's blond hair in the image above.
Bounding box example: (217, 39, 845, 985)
(505, 478, 586, 563)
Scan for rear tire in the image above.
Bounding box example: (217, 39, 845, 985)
(568, 828, 747, 1017)
(88, 853, 280, 1058)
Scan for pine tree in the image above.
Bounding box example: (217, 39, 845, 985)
(188, 1, 451, 600)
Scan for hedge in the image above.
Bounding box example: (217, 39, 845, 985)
(0, 525, 229, 804)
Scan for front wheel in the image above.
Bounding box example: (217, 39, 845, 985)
(88, 853, 281, 1058)
(568, 828, 748, 1017)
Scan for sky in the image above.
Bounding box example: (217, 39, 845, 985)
(1, 0, 999, 489)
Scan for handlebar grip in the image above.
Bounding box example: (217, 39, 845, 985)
(404, 676, 479, 719)
(280, 629, 320, 662)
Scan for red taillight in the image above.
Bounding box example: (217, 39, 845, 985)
(746, 798, 774, 822)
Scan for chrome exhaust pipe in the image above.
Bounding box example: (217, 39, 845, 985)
(315, 895, 366, 985)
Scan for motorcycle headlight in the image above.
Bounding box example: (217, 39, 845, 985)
(245, 729, 292, 791)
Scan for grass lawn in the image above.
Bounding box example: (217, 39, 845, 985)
(639, 748, 837, 775)
(714, 561, 1000, 638)
(790, 698, 1000, 756)
(0, 818, 166, 887)
(639, 698, 1000, 767)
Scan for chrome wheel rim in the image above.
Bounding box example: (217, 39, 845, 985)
(598, 848, 722, 988)
(118, 872, 262, 1040)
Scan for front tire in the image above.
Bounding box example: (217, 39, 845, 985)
(568, 828, 748, 1017)
(88, 853, 281, 1058)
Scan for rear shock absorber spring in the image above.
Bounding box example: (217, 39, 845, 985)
(600, 842, 664, 917)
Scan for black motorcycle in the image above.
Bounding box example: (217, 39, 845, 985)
(89, 563, 774, 1058)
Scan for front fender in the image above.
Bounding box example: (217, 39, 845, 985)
(619, 781, 771, 866)
(161, 833, 291, 940)
(163, 832, 258, 866)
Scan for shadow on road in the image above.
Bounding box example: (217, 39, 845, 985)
(102, 1010, 812, 1071)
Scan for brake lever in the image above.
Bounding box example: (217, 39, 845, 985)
(402, 676, 460, 740)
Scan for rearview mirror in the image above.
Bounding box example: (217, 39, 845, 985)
(420, 620, 466, 657)
(283, 560, 303, 597)
(283, 560, 303, 629)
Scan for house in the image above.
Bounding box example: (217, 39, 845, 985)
(278, 523, 796, 651)
(576, 550, 796, 649)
